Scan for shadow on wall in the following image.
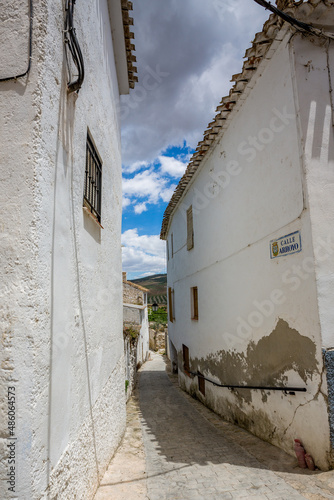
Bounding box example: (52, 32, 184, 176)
(137, 357, 316, 475)
(83, 210, 101, 243)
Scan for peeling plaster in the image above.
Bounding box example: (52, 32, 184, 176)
(183, 319, 318, 404)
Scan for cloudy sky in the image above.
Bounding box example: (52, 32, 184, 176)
(121, 0, 268, 279)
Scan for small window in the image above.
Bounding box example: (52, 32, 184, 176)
(191, 286, 198, 320)
(167, 240, 169, 261)
(84, 131, 102, 223)
(182, 344, 190, 373)
(171, 233, 174, 258)
(187, 206, 194, 250)
(168, 287, 174, 323)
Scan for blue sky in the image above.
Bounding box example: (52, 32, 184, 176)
(121, 0, 268, 279)
(122, 143, 194, 278)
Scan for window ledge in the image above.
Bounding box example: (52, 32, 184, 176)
(83, 206, 104, 229)
(123, 303, 147, 310)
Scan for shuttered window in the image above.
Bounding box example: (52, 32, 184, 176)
(171, 233, 174, 258)
(168, 287, 174, 323)
(191, 286, 198, 320)
(167, 240, 169, 261)
(187, 206, 194, 250)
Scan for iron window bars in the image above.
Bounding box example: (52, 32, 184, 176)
(84, 132, 102, 223)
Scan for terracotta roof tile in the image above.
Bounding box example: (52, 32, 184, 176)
(121, 0, 137, 89)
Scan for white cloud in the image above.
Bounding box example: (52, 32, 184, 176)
(160, 184, 177, 202)
(122, 229, 164, 255)
(122, 229, 166, 276)
(122, 197, 131, 209)
(123, 160, 149, 174)
(159, 156, 187, 178)
(122, 169, 167, 204)
(123, 167, 178, 209)
(122, 158, 184, 211)
(134, 202, 148, 214)
(121, 0, 268, 167)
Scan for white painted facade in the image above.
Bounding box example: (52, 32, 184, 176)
(0, 0, 135, 498)
(123, 302, 150, 366)
(123, 273, 150, 370)
(163, 6, 334, 471)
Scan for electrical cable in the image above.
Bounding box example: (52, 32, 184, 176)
(0, 0, 33, 82)
(253, 0, 334, 41)
(64, 0, 84, 93)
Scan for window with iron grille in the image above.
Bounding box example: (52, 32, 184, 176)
(84, 132, 102, 223)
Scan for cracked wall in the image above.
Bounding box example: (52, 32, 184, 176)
(178, 317, 330, 469)
(186, 319, 317, 405)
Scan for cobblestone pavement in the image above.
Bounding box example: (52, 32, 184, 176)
(95, 353, 334, 500)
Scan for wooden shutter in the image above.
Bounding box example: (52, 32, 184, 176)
(192, 286, 198, 320)
(171, 233, 174, 257)
(187, 206, 194, 250)
(167, 240, 169, 261)
(168, 287, 173, 323)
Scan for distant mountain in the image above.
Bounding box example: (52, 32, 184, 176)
(131, 274, 167, 305)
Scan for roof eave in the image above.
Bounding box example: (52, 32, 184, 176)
(107, 0, 137, 95)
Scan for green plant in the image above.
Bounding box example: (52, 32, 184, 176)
(128, 327, 139, 340)
(123, 325, 140, 343)
(148, 308, 167, 325)
(125, 379, 129, 392)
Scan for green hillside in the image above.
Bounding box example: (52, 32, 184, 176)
(131, 274, 167, 304)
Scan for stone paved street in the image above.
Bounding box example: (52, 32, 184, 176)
(95, 353, 334, 500)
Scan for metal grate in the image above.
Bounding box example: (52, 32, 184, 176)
(84, 132, 102, 222)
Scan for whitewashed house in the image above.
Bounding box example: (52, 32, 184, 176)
(161, 0, 334, 470)
(0, 0, 137, 498)
(123, 272, 149, 399)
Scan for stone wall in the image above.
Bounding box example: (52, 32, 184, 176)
(124, 330, 139, 402)
(124, 305, 142, 324)
(149, 325, 167, 352)
(123, 282, 145, 305)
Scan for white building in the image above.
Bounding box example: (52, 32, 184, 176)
(0, 0, 137, 498)
(123, 272, 149, 399)
(161, 0, 334, 471)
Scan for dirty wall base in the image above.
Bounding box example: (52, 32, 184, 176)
(178, 368, 332, 471)
(48, 356, 126, 499)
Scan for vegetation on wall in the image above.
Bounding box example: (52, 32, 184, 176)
(148, 308, 167, 325)
(123, 324, 140, 344)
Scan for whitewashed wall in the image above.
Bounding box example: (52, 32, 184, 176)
(0, 1, 126, 498)
(166, 33, 333, 470)
(123, 304, 149, 366)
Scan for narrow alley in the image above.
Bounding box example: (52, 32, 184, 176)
(95, 354, 334, 500)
